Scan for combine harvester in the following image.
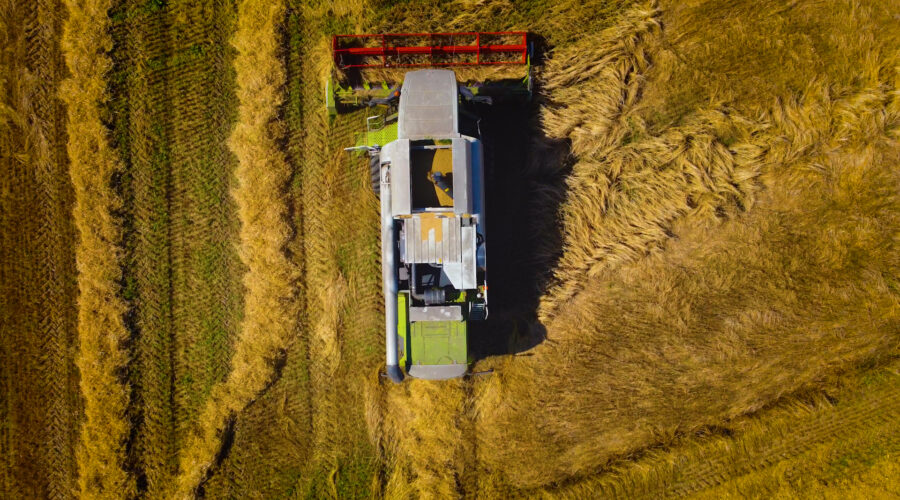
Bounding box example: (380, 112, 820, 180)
(329, 32, 531, 382)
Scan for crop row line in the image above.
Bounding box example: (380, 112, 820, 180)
(59, 0, 134, 496)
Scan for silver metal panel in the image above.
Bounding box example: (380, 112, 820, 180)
(408, 364, 467, 380)
(382, 139, 411, 215)
(398, 70, 459, 140)
(460, 225, 477, 289)
(401, 213, 477, 290)
(409, 305, 463, 322)
(405, 216, 416, 263)
(441, 262, 462, 289)
(406, 217, 416, 263)
(403, 215, 466, 266)
(449, 216, 462, 264)
(451, 138, 472, 214)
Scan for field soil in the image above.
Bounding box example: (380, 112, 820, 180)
(0, 1, 79, 497)
(1, 0, 898, 498)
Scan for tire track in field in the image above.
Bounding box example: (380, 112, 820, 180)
(291, 12, 385, 493)
(536, 367, 900, 499)
(658, 379, 900, 499)
(301, 30, 346, 485)
(24, 1, 79, 497)
(165, 0, 241, 447)
(293, 17, 362, 493)
(0, 1, 78, 497)
(107, 1, 241, 494)
(1, 5, 50, 496)
(113, 0, 179, 495)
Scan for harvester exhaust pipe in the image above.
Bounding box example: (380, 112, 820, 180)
(381, 162, 403, 383)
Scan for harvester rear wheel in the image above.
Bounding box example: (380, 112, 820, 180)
(369, 156, 380, 196)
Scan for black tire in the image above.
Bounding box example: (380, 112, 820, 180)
(369, 156, 380, 196)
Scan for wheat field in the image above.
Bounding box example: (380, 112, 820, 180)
(0, 0, 898, 498)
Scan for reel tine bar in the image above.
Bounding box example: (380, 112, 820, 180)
(333, 31, 527, 69)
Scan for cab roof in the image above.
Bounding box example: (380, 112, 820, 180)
(397, 69, 459, 140)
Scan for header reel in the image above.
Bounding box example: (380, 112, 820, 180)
(326, 31, 533, 117)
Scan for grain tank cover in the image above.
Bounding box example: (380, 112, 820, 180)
(397, 70, 459, 140)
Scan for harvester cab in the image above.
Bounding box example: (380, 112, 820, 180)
(330, 32, 531, 382)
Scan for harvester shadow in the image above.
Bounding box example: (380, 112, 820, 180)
(468, 97, 572, 361)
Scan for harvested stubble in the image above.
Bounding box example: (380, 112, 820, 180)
(301, 32, 354, 496)
(111, 1, 178, 495)
(59, 0, 134, 496)
(164, 0, 243, 452)
(297, 18, 386, 495)
(0, 0, 79, 498)
(173, 0, 299, 496)
(104, 1, 245, 496)
(380, 379, 474, 499)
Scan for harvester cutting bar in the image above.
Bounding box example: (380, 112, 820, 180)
(333, 31, 527, 68)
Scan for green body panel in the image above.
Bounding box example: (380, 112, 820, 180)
(327, 54, 532, 117)
(397, 292, 409, 367)
(326, 78, 337, 116)
(410, 320, 468, 366)
(355, 121, 398, 149)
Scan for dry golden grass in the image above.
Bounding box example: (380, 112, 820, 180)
(58, 0, 135, 496)
(540, 108, 767, 317)
(360, 1, 900, 496)
(379, 379, 474, 499)
(540, 1, 661, 157)
(475, 131, 898, 489)
(538, 0, 763, 317)
(471, 13, 899, 490)
(173, 0, 299, 496)
(352, 64, 526, 87)
(536, 360, 900, 498)
(539, 2, 900, 318)
(3, 0, 899, 497)
(308, 269, 350, 471)
(637, 0, 900, 130)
